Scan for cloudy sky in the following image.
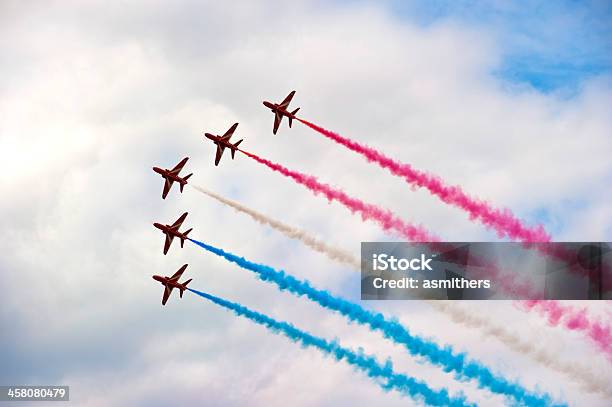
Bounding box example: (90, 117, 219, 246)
(1, 0, 611, 405)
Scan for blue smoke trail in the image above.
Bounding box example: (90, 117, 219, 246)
(188, 288, 472, 407)
(189, 238, 562, 407)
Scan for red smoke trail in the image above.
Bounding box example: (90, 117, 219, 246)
(296, 119, 612, 352)
(297, 119, 612, 289)
(297, 118, 551, 243)
(519, 300, 612, 361)
(239, 150, 436, 242)
(240, 149, 541, 298)
(295, 119, 612, 272)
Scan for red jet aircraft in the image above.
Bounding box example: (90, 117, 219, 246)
(204, 123, 244, 166)
(153, 212, 193, 255)
(152, 264, 193, 305)
(263, 90, 300, 135)
(152, 157, 193, 199)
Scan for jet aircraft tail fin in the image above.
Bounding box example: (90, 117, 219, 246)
(180, 279, 192, 297)
(180, 174, 193, 192)
(181, 228, 193, 247)
(288, 108, 300, 127)
(231, 140, 243, 159)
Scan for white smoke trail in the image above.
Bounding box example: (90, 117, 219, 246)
(429, 301, 612, 397)
(190, 184, 360, 269)
(191, 183, 611, 398)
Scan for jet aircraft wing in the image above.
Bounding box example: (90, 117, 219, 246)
(273, 111, 282, 134)
(279, 91, 295, 109)
(170, 157, 189, 175)
(222, 122, 239, 138)
(170, 264, 188, 282)
(163, 234, 174, 255)
(162, 284, 174, 305)
(162, 178, 173, 199)
(171, 212, 188, 229)
(215, 144, 225, 166)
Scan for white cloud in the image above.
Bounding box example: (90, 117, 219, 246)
(1, 1, 611, 405)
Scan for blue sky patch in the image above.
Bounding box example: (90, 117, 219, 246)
(381, 0, 612, 92)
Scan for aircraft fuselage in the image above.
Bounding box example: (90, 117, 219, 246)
(205, 133, 238, 149)
(152, 167, 184, 182)
(153, 223, 188, 240)
(152, 275, 188, 290)
(263, 101, 294, 117)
